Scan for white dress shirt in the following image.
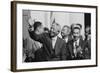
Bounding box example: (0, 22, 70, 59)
(52, 36, 57, 49)
(64, 37, 68, 43)
(73, 39, 80, 57)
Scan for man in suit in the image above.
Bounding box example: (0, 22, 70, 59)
(61, 25, 72, 60)
(66, 23, 85, 60)
(28, 21, 52, 61)
(49, 22, 67, 61)
(23, 21, 43, 62)
(83, 26, 91, 59)
(61, 25, 72, 43)
(29, 21, 67, 61)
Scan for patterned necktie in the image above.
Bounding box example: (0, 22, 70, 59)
(74, 41, 78, 57)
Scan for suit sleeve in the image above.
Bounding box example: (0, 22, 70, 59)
(28, 30, 52, 58)
(66, 43, 73, 60)
(60, 42, 67, 60)
(28, 30, 44, 43)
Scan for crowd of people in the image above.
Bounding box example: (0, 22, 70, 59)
(23, 21, 91, 62)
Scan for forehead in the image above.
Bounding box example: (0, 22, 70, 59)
(73, 28, 80, 32)
(63, 26, 69, 29)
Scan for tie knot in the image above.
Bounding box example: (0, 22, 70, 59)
(52, 38, 56, 41)
(75, 41, 78, 46)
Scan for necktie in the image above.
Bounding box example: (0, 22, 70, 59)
(74, 41, 78, 57)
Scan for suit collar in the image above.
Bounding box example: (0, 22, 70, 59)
(53, 37, 61, 54)
(52, 36, 57, 41)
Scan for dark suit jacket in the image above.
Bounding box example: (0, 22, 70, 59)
(66, 38, 85, 60)
(29, 31, 52, 61)
(83, 39, 91, 59)
(29, 31, 67, 61)
(50, 37, 67, 61)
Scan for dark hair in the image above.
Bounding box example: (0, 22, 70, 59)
(72, 27, 81, 34)
(73, 27, 80, 30)
(76, 23, 82, 29)
(33, 21, 42, 31)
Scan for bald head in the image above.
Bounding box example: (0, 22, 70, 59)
(50, 22, 61, 37)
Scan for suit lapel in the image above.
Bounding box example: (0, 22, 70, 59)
(54, 37, 60, 55)
(70, 40, 75, 56)
(46, 36, 53, 55)
(79, 38, 83, 47)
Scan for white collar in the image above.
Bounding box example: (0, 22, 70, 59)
(63, 37, 68, 43)
(52, 36, 58, 49)
(52, 36, 57, 41)
(74, 38, 80, 46)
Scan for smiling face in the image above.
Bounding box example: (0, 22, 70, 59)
(50, 23, 61, 37)
(73, 28, 80, 40)
(61, 26, 70, 38)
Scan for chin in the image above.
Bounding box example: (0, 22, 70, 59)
(51, 35, 54, 37)
(50, 33, 54, 36)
